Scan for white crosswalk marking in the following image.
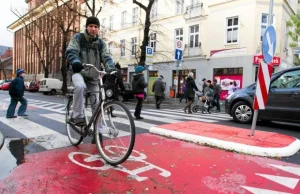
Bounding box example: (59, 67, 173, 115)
(0, 117, 70, 150)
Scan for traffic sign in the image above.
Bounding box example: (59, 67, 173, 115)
(176, 40, 183, 50)
(146, 46, 153, 66)
(262, 25, 276, 64)
(253, 61, 273, 110)
(175, 49, 183, 60)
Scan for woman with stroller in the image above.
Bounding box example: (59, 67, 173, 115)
(183, 72, 199, 114)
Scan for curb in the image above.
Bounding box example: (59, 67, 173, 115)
(149, 126, 300, 157)
(0, 130, 4, 150)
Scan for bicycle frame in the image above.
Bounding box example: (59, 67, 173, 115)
(68, 64, 117, 137)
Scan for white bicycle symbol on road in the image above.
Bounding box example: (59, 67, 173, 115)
(68, 146, 171, 182)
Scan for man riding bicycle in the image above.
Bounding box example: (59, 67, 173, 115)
(66, 16, 115, 127)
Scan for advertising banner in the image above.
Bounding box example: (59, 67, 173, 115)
(213, 75, 243, 100)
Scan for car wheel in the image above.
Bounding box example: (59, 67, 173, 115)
(51, 89, 56, 95)
(231, 101, 253, 124)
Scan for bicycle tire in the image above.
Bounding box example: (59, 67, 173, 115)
(66, 98, 83, 146)
(94, 101, 135, 166)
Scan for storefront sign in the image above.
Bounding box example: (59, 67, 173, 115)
(214, 75, 243, 100)
(253, 55, 280, 66)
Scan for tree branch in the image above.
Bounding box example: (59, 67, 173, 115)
(133, 0, 147, 11)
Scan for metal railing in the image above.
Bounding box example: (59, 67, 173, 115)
(186, 3, 201, 19)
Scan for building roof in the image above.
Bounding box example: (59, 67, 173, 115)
(0, 46, 12, 55)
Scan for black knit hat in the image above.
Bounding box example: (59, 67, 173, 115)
(86, 16, 100, 27)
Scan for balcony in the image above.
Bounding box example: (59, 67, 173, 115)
(186, 3, 201, 19)
(183, 43, 203, 58)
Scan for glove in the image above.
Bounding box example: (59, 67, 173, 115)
(72, 61, 83, 73)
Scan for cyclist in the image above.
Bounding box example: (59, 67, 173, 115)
(66, 16, 115, 126)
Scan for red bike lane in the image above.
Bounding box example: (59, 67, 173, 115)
(1, 133, 300, 194)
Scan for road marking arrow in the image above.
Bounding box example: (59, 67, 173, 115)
(266, 31, 274, 57)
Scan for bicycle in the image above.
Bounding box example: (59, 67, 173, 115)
(65, 64, 135, 166)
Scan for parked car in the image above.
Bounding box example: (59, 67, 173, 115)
(225, 66, 300, 124)
(118, 82, 134, 102)
(1, 82, 11, 90)
(39, 78, 62, 95)
(28, 81, 40, 92)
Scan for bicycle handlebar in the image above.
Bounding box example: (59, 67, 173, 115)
(83, 63, 118, 75)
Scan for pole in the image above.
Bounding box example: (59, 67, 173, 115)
(250, 0, 273, 136)
(175, 60, 179, 102)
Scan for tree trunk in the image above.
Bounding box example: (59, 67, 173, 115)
(139, 10, 151, 66)
(61, 33, 68, 95)
(44, 66, 49, 78)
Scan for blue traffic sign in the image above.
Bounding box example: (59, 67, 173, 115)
(175, 49, 183, 60)
(146, 47, 153, 56)
(262, 25, 276, 64)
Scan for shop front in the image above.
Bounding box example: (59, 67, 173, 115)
(213, 67, 243, 100)
(172, 69, 196, 98)
(121, 68, 128, 82)
(253, 55, 280, 81)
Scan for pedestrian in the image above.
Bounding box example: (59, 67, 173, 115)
(203, 80, 214, 110)
(152, 75, 165, 109)
(132, 65, 148, 119)
(179, 82, 187, 103)
(213, 79, 221, 112)
(6, 68, 28, 118)
(66, 16, 115, 127)
(107, 62, 126, 117)
(202, 78, 207, 94)
(183, 72, 199, 114)
(228, 82, 234, 95)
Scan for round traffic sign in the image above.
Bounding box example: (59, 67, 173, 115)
(262, 25, 276, 64)
(176, 40, 182, 49)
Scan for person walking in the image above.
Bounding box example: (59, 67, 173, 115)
(6, 69, 28, 118)
(183, 72, 199, 114)
(132, 65, 148, 119)
(152, 75, 165, 109)
(202, 78, 207, 94)
(213, 79, 222, 112)
(66, 16, 115, 126)
(179, 82, 187, 103)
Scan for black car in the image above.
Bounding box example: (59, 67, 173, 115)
(225, 66, 300, 124)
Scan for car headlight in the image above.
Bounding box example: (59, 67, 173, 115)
(226, 93, 234, 100)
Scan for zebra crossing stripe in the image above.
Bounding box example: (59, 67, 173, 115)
(145, 109, 230, 121)
(0, 117, 70, 150)
(163, 109, 232, 119)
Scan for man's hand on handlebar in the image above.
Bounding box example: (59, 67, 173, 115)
(72, 61, 83, 73)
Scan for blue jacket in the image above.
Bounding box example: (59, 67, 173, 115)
(9, 76, 25, 97)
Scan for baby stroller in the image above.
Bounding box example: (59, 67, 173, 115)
(192, 91, 212, 114)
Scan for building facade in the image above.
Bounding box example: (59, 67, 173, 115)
(0, 47, 13, 80)
(8, 0, 80, 81)
(92, 0, 298, 99)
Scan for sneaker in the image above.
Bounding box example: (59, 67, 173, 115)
(6, 116, 17, 119)
(70, 117, 86, 126)
(18, 114, 28, 117)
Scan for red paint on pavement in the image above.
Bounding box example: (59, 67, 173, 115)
(158, 121, 296, 147)
(0, 134, 300, 193)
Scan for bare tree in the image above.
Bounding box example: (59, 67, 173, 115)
(133, 0, 155, 66)
(12, 8, 60, 78)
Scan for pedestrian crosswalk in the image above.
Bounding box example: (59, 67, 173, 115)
(0, 98, 233, 151)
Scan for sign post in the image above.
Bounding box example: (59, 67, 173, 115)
(174, 40, 183, 101)
(250, 0, 275, 136)
(145, 47, 153, 100)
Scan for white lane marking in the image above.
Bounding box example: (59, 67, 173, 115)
(0, 117, 70, 150)
(256, 173, 299, 189)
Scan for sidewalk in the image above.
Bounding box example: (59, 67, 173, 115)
(150, 121, 300, 157)
(0, 130, 4, 150)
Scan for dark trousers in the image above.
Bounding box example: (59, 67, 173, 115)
(180, 93, 187, 103)
(6, 96, 28, 117)
(184, 97, 194, 112)
(214, 95, 220, 111)
(155, 96, 163, 108)
(134, 97, 143, 117)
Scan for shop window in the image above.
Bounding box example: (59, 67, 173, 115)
(172, 69, 196, 96)
(213, 68, 243, 75)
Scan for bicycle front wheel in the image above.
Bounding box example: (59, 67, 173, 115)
(94, 101, 135, 165)
(66, 98, 83, 146)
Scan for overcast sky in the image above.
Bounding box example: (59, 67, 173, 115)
(0, 0, 27, 47)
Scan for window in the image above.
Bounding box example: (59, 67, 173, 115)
(175, 28, 183, 41)
(131, 37, 137, 56)
(149, 33, 156, 52)
(176, 0, 184, 15)
(120, 40, 125, 56)
(108, 42, 113, 55)
(213, 68, 243, 75)
(132, 7, 138, 26)
(101, 18, 106, 28)
(271, 70, 300, 89)
(260, 13, 275, 41)
(226, 16, 239, 44)
(121, 11, 127, 29)
(150, 0, 158, 19)
(109, 15, 114, 30)
(189, 25, 199, 47)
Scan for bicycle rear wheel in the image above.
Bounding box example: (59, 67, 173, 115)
(65, 98, 83, 146)
(94, 101, 135, 165)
